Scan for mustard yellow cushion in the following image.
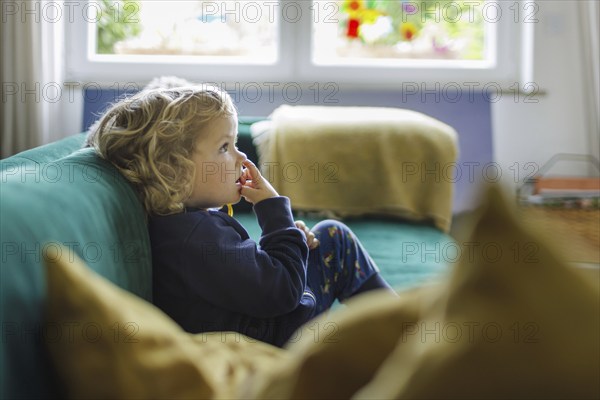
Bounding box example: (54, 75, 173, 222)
(42, 248, 288, 399)
(41, 184, 600, 399)
(249, 286, 438, 399)
(252, 185, 600, 399)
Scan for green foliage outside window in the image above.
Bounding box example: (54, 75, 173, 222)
(96, 0, 142, 54)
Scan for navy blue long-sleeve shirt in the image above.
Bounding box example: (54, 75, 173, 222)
(149, 196, 316, 347)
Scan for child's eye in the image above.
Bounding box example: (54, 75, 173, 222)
(220, 143, 229, 153)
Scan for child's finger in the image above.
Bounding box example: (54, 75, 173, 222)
(242, 166, 252, 181)
(242, 160, 261, 183)
(238, 165, 250, 185)
(307, 234, 319, 249)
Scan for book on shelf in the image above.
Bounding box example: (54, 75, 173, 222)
(519, 177, 600, 207)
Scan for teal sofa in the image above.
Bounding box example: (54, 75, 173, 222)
(0, 119, 452, 399)
(1, 134, 152, 399)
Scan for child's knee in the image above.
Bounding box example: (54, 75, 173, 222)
(312, 219, 348, 238)
(312, 220, 357, 251)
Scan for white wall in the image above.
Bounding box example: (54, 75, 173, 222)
(492, 1, 596, 193)
(54, 86, 84, 143)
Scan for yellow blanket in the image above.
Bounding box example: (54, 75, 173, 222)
(255, 105, 459, 232)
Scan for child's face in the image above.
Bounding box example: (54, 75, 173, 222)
(185, 114, 247, 209)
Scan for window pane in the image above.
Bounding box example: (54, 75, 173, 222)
(313, 0, 489, 64)
(95, 0, 278, 60)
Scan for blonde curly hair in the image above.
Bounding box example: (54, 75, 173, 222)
(91, 85, 236, 216)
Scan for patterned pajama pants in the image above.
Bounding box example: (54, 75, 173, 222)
(305, 220, 381, 315)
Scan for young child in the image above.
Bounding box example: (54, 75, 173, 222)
(92, 85, 395, 347)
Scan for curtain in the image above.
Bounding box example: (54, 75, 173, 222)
(1, 1, 66, 159)
(579, 0, 599, 164)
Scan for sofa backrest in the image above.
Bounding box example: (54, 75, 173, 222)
(0, 133, 88, 172)
(0, 143, 151, 399)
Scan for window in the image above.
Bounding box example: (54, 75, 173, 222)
(313, 1, 489, 64)
(65, 0, 526, 86)
(95, 1, 278, 61)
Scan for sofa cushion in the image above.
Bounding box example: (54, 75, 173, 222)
(42, 245, 287, 399)
(0, 147, 151, 399)
(42, 185, 599, 399)
(251, 185, 600, 399)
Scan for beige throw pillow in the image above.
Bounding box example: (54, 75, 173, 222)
(41, 184, 599, 399)
(251, 185, 600, 399)
(42, 247, 289, 399)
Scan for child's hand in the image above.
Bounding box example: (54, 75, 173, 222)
(240, 160, 279, 204)
(295, 220, 320, 250)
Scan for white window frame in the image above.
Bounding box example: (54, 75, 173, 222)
(65, 0, 531, 88)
